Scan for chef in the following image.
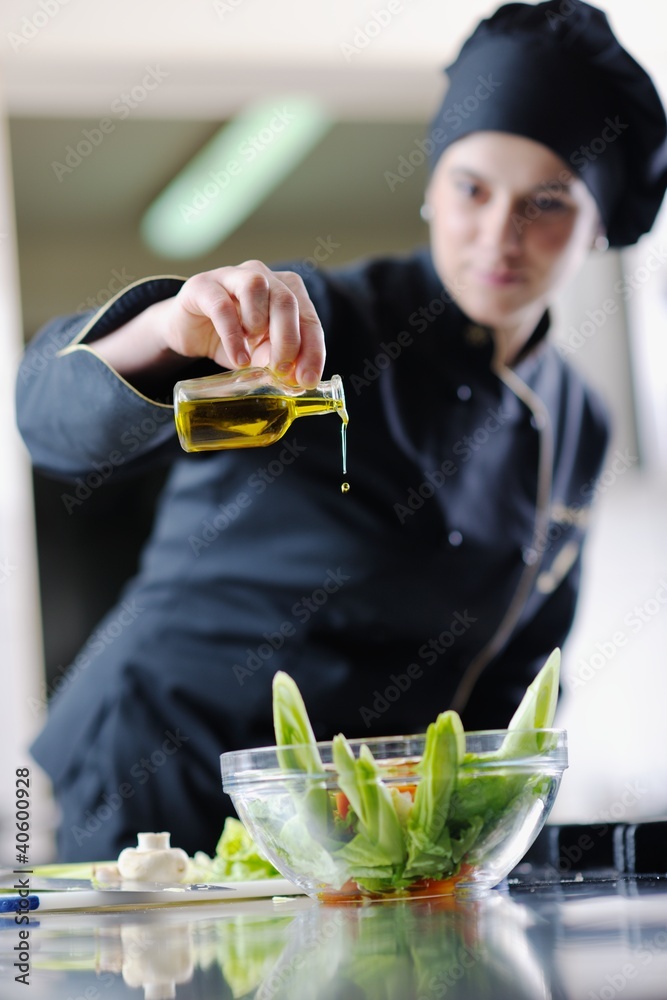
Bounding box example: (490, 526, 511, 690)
(17, 0, 667, 860)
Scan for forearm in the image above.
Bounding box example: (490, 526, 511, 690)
(92, 297, 193, 381)
(16, 279, 188, 479)
(16, 257, 330, 479)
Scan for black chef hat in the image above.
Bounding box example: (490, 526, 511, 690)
(427, 0, 667, 246)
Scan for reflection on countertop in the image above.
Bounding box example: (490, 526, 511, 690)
(2, 876, 667, 999)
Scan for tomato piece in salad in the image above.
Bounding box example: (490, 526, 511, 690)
(334, 791, 350, 820)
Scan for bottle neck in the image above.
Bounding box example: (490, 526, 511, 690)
(310, 374, 347, 422)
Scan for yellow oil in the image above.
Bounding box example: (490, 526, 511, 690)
(176, 393, 347, 454)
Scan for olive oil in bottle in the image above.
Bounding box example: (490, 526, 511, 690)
(174, 368, 349, 484)
(175, 393, 346, 450)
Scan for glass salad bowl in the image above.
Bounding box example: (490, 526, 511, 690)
(221, 728, 567, 902)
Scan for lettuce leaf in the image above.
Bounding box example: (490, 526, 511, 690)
(332, 737, 407, 867)
(500, 647, 561, 758)
(190, 817, 281, 881)
(272, 671, 333, 838)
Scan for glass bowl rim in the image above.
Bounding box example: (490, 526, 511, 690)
(220, 728, 568, 791)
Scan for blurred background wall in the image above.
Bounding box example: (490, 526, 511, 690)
(0, 0, 665, 859)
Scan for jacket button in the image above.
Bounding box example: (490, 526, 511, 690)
(465, 325, 490, 346)
(522, 545, 538, 566)
(448, 530, 463, 547)
(457, 384, 472, 401)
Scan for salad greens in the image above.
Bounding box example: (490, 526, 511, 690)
(272, 671, 333, 839)
(258, 648, 562, 894)
(191, 817, 281, 882)
(501, 646, 561, 755)
(331, 736, 408, 887)
(405, 710, 465, 877)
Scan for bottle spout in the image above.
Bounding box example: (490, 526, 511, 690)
(323, 374, 348, 425)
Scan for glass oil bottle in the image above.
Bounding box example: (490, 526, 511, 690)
(173, 367, 348, 481)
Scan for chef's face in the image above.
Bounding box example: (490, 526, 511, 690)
(425, 131, 602, 332)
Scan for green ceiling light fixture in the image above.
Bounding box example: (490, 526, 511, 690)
(140, 96, 331, 259)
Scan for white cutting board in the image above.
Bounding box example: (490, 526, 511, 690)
(2, 878, 306, 913)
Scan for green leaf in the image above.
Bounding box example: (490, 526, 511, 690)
(271, 671, 332, 837)
(409, 711, 464, 841)
(215, 817, 281, 879)
(448, 771, 518, 824)
(272, 670, 325, 773)
(188, 817, 281, 882)
(332, 736, 407, 868)
(405, 711, 463, 874)
(508, 647, 561, 730)
(500, 648, 561, 758)
(274, 814, 343, 887)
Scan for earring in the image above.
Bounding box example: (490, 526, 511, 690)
(420, 203, 434, 222)
(594, 234, 609, 253)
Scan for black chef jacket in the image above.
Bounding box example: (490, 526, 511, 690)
(16, 247, 609, 860)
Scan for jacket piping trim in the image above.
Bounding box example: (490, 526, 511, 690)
(57, 344, 174, 409)
(536, 539, 580, 595)
(449, 363, 554, 714)
(56, 274, 186, 409)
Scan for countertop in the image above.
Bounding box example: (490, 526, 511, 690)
(2, 869, 667, 999)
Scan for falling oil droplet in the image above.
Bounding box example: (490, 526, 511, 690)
(339, 408, 349, 495)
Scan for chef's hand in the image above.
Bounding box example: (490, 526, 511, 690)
(93, 261, 327, 389)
